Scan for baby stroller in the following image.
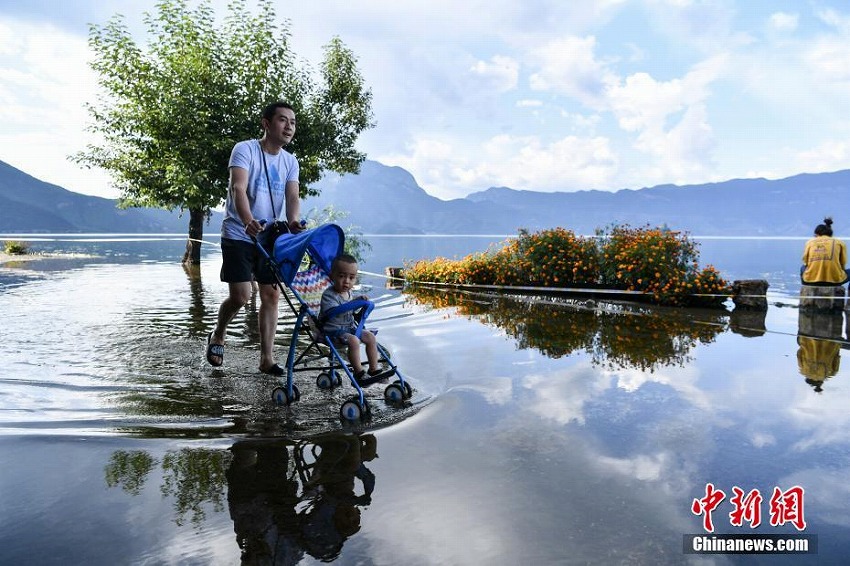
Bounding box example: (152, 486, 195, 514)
(256, 223, 413, 422)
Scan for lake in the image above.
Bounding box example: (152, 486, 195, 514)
(1, 232, 848, 565)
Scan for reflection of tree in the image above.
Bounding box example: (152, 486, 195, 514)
(105, 450, 157, 496)
(406, 287, 726, 372)
(162, 448, 230, 526)
(105, 447, 230, 527)
(183, 263, 208, 335)
(103, 433, 378, 560)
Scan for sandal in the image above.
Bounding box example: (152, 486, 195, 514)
(206, 333, 224, 367)
(260, 363, 285, 376)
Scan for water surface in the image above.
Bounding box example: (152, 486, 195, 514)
(1, 234, 848, 564)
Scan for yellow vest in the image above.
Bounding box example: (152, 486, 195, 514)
(801, 236, 848, 284)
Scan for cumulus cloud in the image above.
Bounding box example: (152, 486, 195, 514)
(768, 12, 799, 32)
(469, 55, 519, 92)
(0, 18, 112, 196)
(380, 131, 619, 197)
(794, 141, 850, 173)
(528, 35, 618, 109)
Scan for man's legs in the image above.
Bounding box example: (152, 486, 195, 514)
(208, 281, 253, 365)
(257, 283, 281, 373)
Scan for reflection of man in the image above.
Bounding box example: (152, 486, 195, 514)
(298, 434, 377, 561)
(796, 336, 841, 392)
(227, 440, 303, 565)
(226, 434, 377, 564)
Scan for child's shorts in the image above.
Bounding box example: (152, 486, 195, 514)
(326, 326, 358, 347)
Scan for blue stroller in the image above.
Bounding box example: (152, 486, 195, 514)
(256, 223, 412, 422)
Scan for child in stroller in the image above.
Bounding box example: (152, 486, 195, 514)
(320, 253, 394, 387)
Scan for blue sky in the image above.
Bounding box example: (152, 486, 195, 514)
(1, 0, 849, 200)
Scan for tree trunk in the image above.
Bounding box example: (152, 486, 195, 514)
(182, 208, 207, 265)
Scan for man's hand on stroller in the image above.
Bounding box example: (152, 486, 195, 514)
(244, 218, 264, 238)
(288, 219, 307, 233)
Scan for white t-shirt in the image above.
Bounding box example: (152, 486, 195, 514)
(221, 139, 300, 242)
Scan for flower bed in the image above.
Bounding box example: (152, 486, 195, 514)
(403, 224, 730, 307)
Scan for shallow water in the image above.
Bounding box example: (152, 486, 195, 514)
(1, 234, 848, 565)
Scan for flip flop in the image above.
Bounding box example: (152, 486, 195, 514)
(206, 333, 224, 367)
(260, 363, 285, 376)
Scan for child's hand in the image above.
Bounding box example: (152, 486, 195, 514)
(357, 294, 369, 301)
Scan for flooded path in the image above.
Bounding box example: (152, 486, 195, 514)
(0, 236, 847, 564)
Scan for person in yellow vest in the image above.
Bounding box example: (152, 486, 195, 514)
(801, 217, 850, 285)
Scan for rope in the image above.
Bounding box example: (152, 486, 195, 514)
(187, 237, 220, 246)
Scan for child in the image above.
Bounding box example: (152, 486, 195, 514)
(320, 254, 386, 385)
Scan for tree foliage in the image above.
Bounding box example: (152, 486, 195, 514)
(73, 0, 373, 262)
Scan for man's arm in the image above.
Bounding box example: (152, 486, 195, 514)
(285, 180, 303, 233)
(230, 166, 263, 238)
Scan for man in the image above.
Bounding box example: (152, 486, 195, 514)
(206, 101, 304, 375)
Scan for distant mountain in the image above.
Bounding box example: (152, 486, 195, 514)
(0, 160, 222, 233)
(304, 161, 850, 236)
(3, 157, 849, 237)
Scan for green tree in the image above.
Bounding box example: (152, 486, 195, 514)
(73, 0, 373, 264)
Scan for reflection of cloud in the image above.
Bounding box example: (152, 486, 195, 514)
(788, 387, 850, 450)
(451, 377, 513, 406)
(521, 364, 612, 425)
(779, 467, 850, 527)
(606, 364, 711, 410)
(749, 432, 776, 448)
(596, 452, 668, 481)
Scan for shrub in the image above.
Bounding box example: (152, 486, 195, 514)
(403, 224, 731, 307)
(3, 241, 29, 255)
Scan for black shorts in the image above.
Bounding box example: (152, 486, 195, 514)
(219, 237, 277, 285)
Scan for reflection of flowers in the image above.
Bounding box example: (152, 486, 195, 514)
(406, 287, 725, 371)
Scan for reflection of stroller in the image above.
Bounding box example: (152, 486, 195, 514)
(227, 433, 378, 563)
(256, 223, 412, 421)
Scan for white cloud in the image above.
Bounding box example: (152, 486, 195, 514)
(381, 131, 619, 197)
(817, 7, 850, 34)
(516, 99, 543, 107)
(804, 38, 850, 83)
(528, 35, 618, 109)
(768, 12, 799, 32)
(794, 141, 850, 176)
(0, 18, 112, 197)
(469, 55, 519, 92)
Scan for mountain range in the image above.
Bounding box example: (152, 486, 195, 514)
(0, 160, 221, 233)
(304, 160, 850, 236)
(2, 157, 849, 237)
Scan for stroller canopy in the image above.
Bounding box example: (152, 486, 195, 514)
(272, 223, 345, 286)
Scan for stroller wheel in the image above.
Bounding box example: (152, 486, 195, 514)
(402, 380, 413, 399)
(340, 398, 368, 422)
(271, 385, 300, 406)
(316, 372, 334, 390)
(384, 383, 405, 404)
